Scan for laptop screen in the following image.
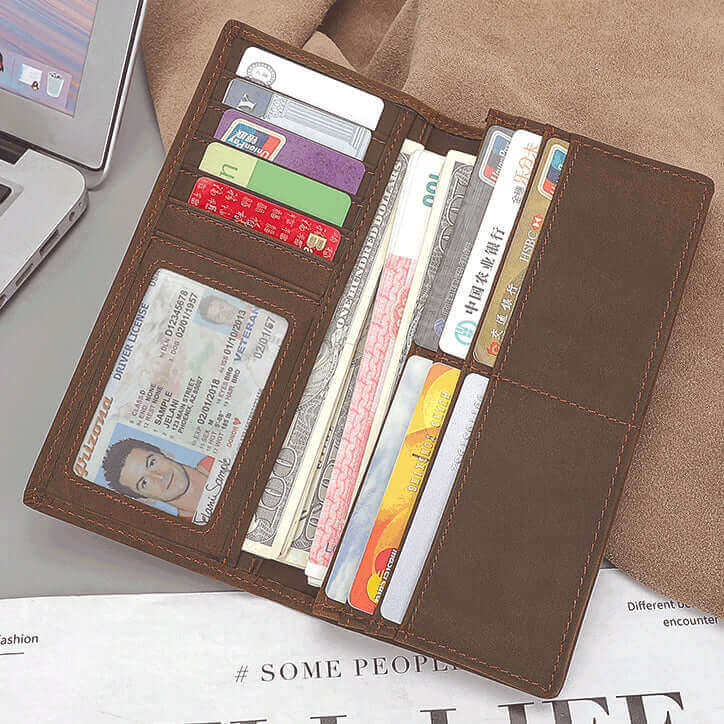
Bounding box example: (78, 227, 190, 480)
(0, 0, 99, 117)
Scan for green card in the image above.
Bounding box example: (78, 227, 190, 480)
(199, 142, 350, 226)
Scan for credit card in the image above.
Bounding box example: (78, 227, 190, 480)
(414, 126, 513, 351)
(237, 47, 384, 131)
(73, 269, 288, 525)
(348, 362, 460, 613)
(199, 142, 351, 226)
(223, 78, 372, 160)
(216, 109, 366, 195)
(380, 372, 488, 623)
(474, 139, 569, 365)
(187, 177, 341, 260)
(307, 149, 444, 582)
(439, 129, 542, 358)
(325, 355, 432, 604)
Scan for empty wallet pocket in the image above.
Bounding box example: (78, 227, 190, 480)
(31, 236, 322, 559)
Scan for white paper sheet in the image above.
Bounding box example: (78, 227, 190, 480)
(0, 568, 721, 723)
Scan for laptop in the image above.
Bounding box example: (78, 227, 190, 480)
(0, 0, 147, 310)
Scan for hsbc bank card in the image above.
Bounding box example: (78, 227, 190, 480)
(73, 269, 287, 525)
(236, 47, 384, 131)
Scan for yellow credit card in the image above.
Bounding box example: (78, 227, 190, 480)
(348, 362, 460, 613)
(474, 138, 569, 366)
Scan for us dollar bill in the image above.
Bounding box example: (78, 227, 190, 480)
(278, 312, 371, 569)
(243, 139, 423, 559)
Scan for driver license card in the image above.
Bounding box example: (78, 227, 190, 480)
(74, 269, 288, 525)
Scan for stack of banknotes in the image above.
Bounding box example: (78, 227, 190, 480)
(75, 46, 568, 624)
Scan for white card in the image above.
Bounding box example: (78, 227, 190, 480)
(439, 129, 542, 359)
(237, 47, 384, 131)
(380, 372, 488, 623)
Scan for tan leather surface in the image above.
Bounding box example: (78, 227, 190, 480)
(141, 0, 724, 619)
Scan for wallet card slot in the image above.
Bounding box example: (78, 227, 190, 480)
(216, 66, 403, 144)
(389, 131, 713, 696)
(313, 342, 473, 628)
(487, 132, 713, 422)
(395, 377, 630, 694)
(168, 167, 343, 241)
(29, 236, 321, 559)
(158, 199, 336, 298)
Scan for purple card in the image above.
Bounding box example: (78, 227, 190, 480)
(215, 109, 365, 195)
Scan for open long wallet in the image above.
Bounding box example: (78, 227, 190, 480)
(24, 21, 714, 697)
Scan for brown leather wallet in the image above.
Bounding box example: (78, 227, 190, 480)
(24, 21, 713, 697)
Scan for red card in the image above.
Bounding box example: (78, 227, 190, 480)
(188, 177, 341, 260)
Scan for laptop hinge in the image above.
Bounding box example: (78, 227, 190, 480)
(0, 131, 29, 164)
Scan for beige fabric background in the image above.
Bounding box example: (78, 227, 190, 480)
(141, 0, 723, 616)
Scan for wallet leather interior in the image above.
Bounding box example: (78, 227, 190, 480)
(24, 21, 713, 697)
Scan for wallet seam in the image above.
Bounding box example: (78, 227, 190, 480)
(56, 247, 302, 532)
(399, 138, 710, 694)
(23, 19, 714, 697)
(493, 377, 634, 427)
(162, 200, 335, 270)
(23, 495, 313, 608)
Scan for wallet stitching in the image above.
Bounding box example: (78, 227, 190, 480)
(222, 112, 409, 563)
(28, 498, 312, 607)
(400, 139, 709, 694)
(33, 27, 408, 562)
(56, 249, 302, 533)
(494, 376, 634, 427)
(317, 115, 554, 630)
(163, 201, 334, 271)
